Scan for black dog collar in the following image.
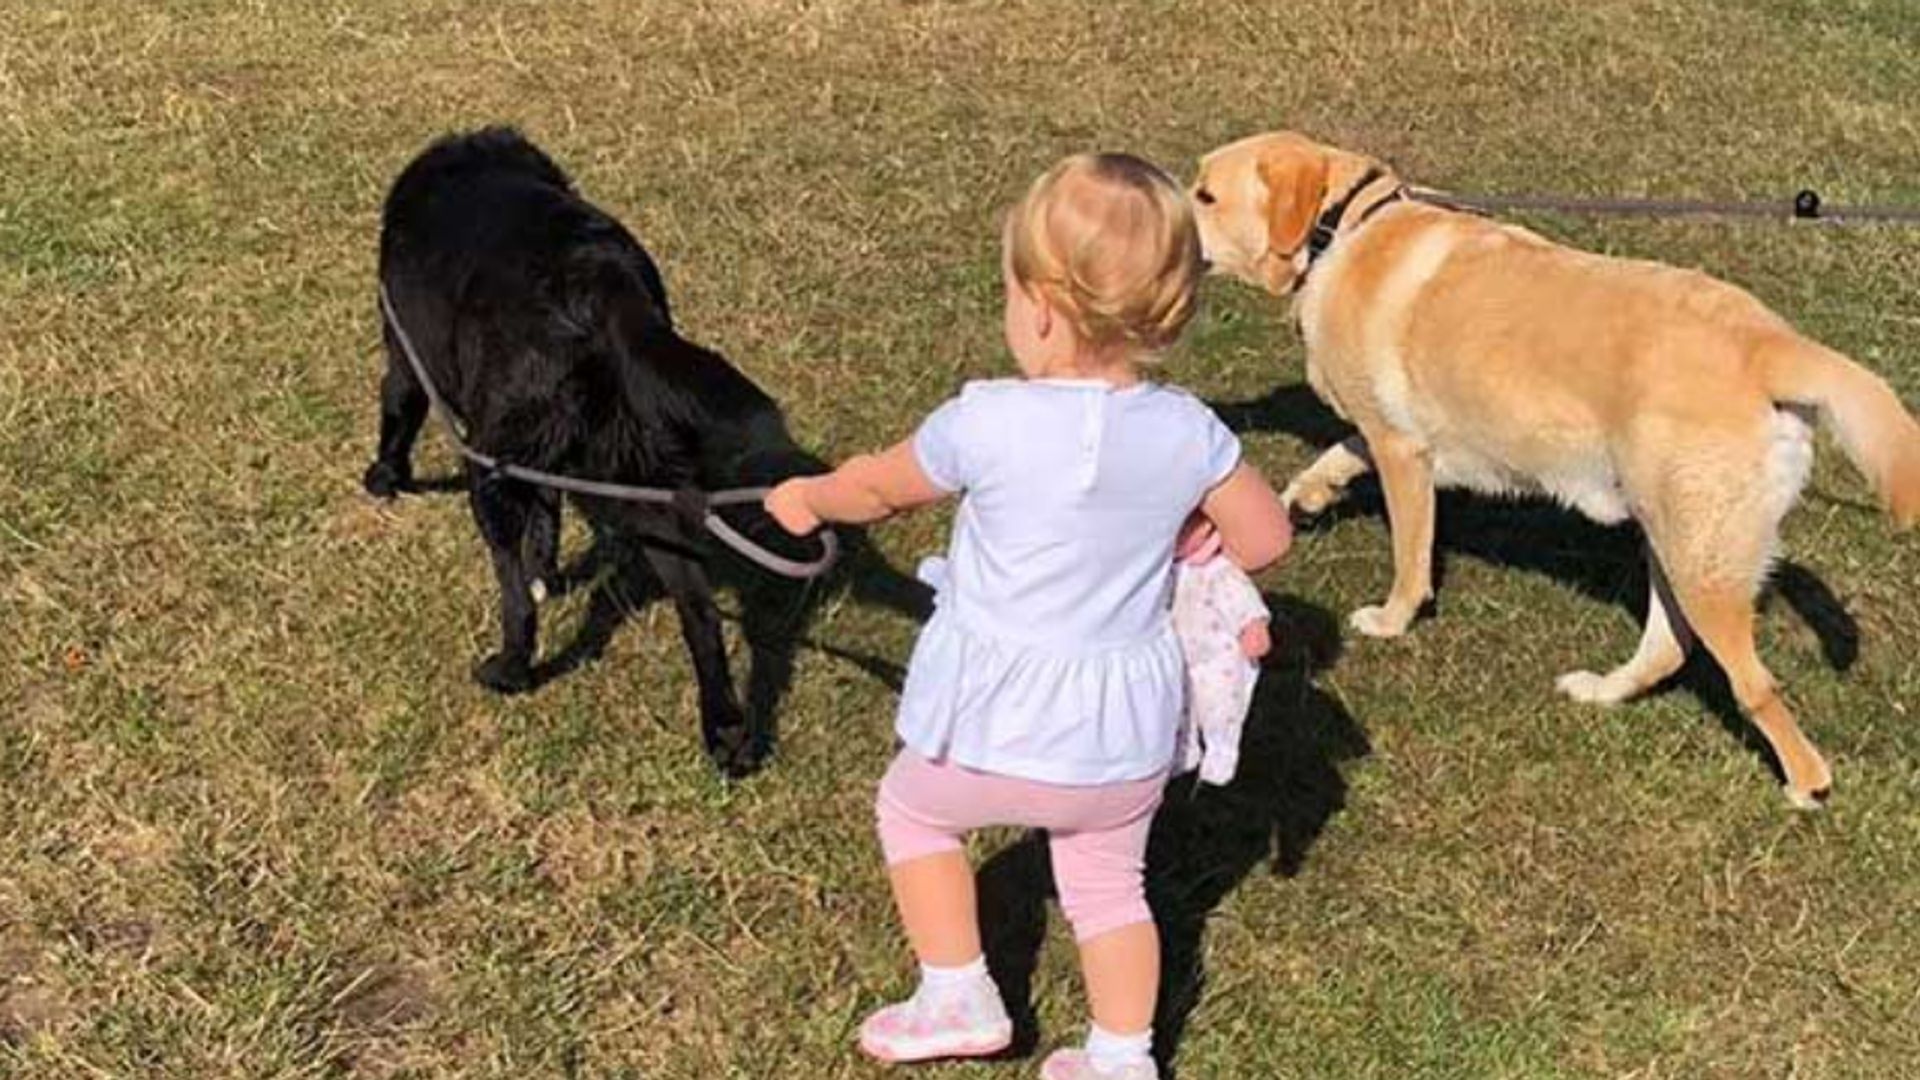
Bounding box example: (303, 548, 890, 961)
(1304, 166, 1391, 267)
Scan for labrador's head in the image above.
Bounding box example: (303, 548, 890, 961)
(1190, 132, 1379, 296)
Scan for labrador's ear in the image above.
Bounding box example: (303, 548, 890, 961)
(1258, 145, 1330, 260)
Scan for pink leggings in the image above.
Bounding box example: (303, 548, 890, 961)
(875, 749, 1166, 942)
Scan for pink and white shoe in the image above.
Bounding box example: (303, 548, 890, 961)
(1040, 1048, 1159, 1080)
(857, 978, 1012, 1064)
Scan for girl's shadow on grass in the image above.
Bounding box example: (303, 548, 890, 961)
(1210, 383, 1862, 783)
(973, 594, 1365, 1075)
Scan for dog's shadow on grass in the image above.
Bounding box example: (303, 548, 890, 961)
(722, 522, 933, 742)
(974, 595, 1366, 1075)
(536, 520, 927, 753)
(1209, 383, 1863, 783)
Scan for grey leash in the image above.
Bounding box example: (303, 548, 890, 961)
(377, 283, 839, 580)
(1416, 186, 1920, 225)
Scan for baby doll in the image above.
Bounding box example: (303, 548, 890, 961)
(1172, 532, 1270, 785)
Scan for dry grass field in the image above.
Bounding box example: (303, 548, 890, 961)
(2, 1, 1917, 1076)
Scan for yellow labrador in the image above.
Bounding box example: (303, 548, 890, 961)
(1190, 131, 1920, 808)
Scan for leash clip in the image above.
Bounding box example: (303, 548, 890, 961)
(1793, 189, 1821, 220)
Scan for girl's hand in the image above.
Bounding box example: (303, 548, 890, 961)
(1239, 619, 1272, 661)
(766, 441, 949, 530)
(1175, 512, 1220, 564)
(764, 478, 822, 536)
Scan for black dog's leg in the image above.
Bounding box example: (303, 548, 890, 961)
(640, 541, 755, 776)
(470, 471, 541, 694)
(363, 328, 430, 498)
(524, 488, 562, 602)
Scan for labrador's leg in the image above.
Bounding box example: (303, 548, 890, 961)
(1350, 431, 1433, 638)
(1556, 547, 1690, 705)
(1631, 421, 1830, 808)
(1678, 576, 1830, 808)
(1282, 435, 1373, 514)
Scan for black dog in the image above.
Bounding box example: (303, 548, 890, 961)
(364, 127, 819, 775)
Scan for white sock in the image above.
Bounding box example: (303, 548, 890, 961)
(918, 955, 990, 999)
(1086, 1022, 1153, 1071)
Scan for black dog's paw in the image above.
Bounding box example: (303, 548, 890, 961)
(473, 653, 535, 695)
(705, 718, 764, 779)
(363, 459, 412, 499)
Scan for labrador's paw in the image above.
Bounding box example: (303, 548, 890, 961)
(1349, 604, 1411, 638)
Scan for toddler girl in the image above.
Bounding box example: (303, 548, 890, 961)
(765, 153, 1291, 1079)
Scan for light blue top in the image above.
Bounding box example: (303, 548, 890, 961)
(897, 377, 1242, 784)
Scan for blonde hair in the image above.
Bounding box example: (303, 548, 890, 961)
(1004, 153, 1203, 358)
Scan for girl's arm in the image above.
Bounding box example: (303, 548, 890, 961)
(1200, 462, 1292, 573)
(764, 439, 951, 535)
